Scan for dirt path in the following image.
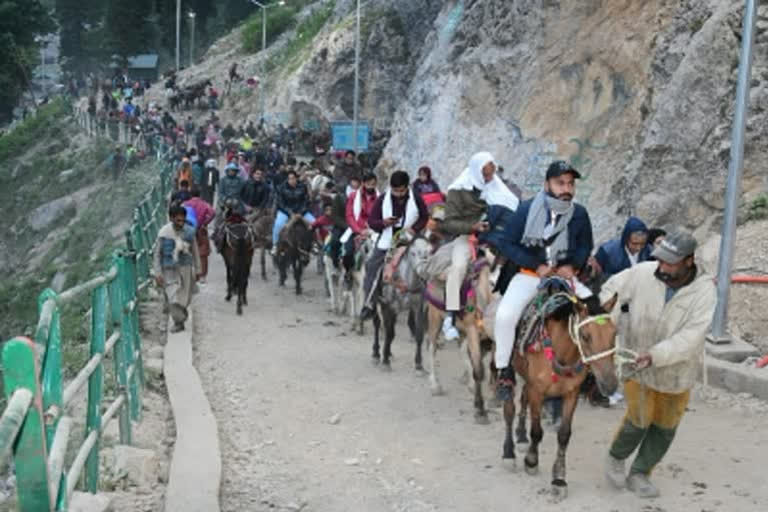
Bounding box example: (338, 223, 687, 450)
(193, 256, 768, 512)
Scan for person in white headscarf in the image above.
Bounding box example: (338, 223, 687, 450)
(439, 152, 519, 339)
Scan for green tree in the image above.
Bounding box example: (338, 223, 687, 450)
(56, 0, 105, 74)
(0, 0, 56, 120)
(104, 0, 155, 66)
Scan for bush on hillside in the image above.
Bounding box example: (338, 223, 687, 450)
(0, 97, 71, 165)
(242, 5, 299, 53)
(267, 1, 336, 73)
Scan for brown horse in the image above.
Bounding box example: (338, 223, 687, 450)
(221, 220, 255, 315)
(501, 277, 618, 501)
(424, 257, 497, 424)
(246, 208, 274, 281)
(276, 215, 313, 295)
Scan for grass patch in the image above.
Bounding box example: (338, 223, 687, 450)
(267, 0, 336, 74)
(0, 97, 71, 164)
(747, 194, 768, 221)
(241, 1, 315, 53)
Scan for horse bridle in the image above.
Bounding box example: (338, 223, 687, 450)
(541, 291, 623, 367)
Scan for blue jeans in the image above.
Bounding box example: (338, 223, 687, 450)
(272, 210, 315, 245)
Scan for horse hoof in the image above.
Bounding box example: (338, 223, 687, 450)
(237, 308, 243, 316)
(474, 412, 490, 425)
(381, 362, 392, 372)
(414, 363, 424, 372)
(225, 295, 232, 302)
(501, 458, 517, 473)
(430, 385, 444, 396)
(551, 481, 568, 501)
(371, 356, 380, 366)
(516, 434, 530, 445)
(524, 462, 539, 476)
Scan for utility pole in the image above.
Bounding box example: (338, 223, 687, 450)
(249, 1, 285, 123)
(189, 11, 196, 67)
(710, 0, 759, 343)
(176, 0, 181, 71)
(261, 5, 267, 121)
(352, 0, 361, 153)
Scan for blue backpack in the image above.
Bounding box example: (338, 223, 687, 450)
(183, 205, 198, 229)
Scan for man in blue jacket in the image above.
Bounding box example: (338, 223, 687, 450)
(492, 160, 594, 399)
(592, 217, 652, 280)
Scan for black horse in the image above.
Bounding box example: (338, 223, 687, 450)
(221, 220, 255, 315)
(276, 215, 313, 295)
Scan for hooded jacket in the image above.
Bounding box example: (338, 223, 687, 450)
(219, 171, 245, 202)
(599, 261, 716, 393)
(594, 217, 652, 278)
(413, 167, 441, 196)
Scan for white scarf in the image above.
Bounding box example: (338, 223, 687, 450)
(341, 188, 379, 243)
(448, 151, 519, 212)
(377, 189, 419, 250)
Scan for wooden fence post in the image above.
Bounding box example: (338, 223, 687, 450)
(2, 337, 52, 512)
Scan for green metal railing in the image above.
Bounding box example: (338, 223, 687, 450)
(0, 149, 175, 511)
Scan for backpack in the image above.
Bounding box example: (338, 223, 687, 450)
(183, 205, 198, 229)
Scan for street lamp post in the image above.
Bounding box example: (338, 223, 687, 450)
(710, 0, 759, 344)
(250, 0, 286, 123)
(352, 0, 361, 154)
(176, 0, 181, 71)
(189, 11, 196, 67)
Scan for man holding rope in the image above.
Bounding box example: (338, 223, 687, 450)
(601, 229, 716, 498)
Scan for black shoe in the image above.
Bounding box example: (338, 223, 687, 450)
(589, 388, 611, 408)
(496, 367, 516, 402)
(360, 306, 374, 321)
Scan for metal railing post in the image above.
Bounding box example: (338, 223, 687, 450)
(118, 253, 141, 422)
(85, 285, 107, 493)
(107, 256, 132, 445)
(2, 337, 52, 511)
(37, 289, 62, 449)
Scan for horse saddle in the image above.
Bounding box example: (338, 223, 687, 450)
(514, 277, 576, 359)
(423, 258, 489, 315)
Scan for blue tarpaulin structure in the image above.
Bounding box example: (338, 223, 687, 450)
(331, 121, 370, 151)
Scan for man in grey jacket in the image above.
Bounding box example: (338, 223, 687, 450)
(600, 229, 716, 498)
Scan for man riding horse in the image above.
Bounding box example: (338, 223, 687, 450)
(360, 170, 429, 321)
(270, 170, 315, 256)
(342, 172, 379, 274)
(493, 160, 595, 401)
(440, 152, 519, 340)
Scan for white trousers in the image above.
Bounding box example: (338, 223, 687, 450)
(446, 235, 471, 311)
(493, 272, 592, 368)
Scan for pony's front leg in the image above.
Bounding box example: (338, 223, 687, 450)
(426, 306, 444, 395)
(466, 325, 489, 425)
(371, 310, 381, 363)
(551, 391, 579, 501)
(412, 304, 425, 372)
(502, 388, 517, 471)
(381, 311, 396, 370)
(524, 388, 544, 476)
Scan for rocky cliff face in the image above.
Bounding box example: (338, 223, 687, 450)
(162, 0, 768, 345)
(213, 0, 765, 241)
